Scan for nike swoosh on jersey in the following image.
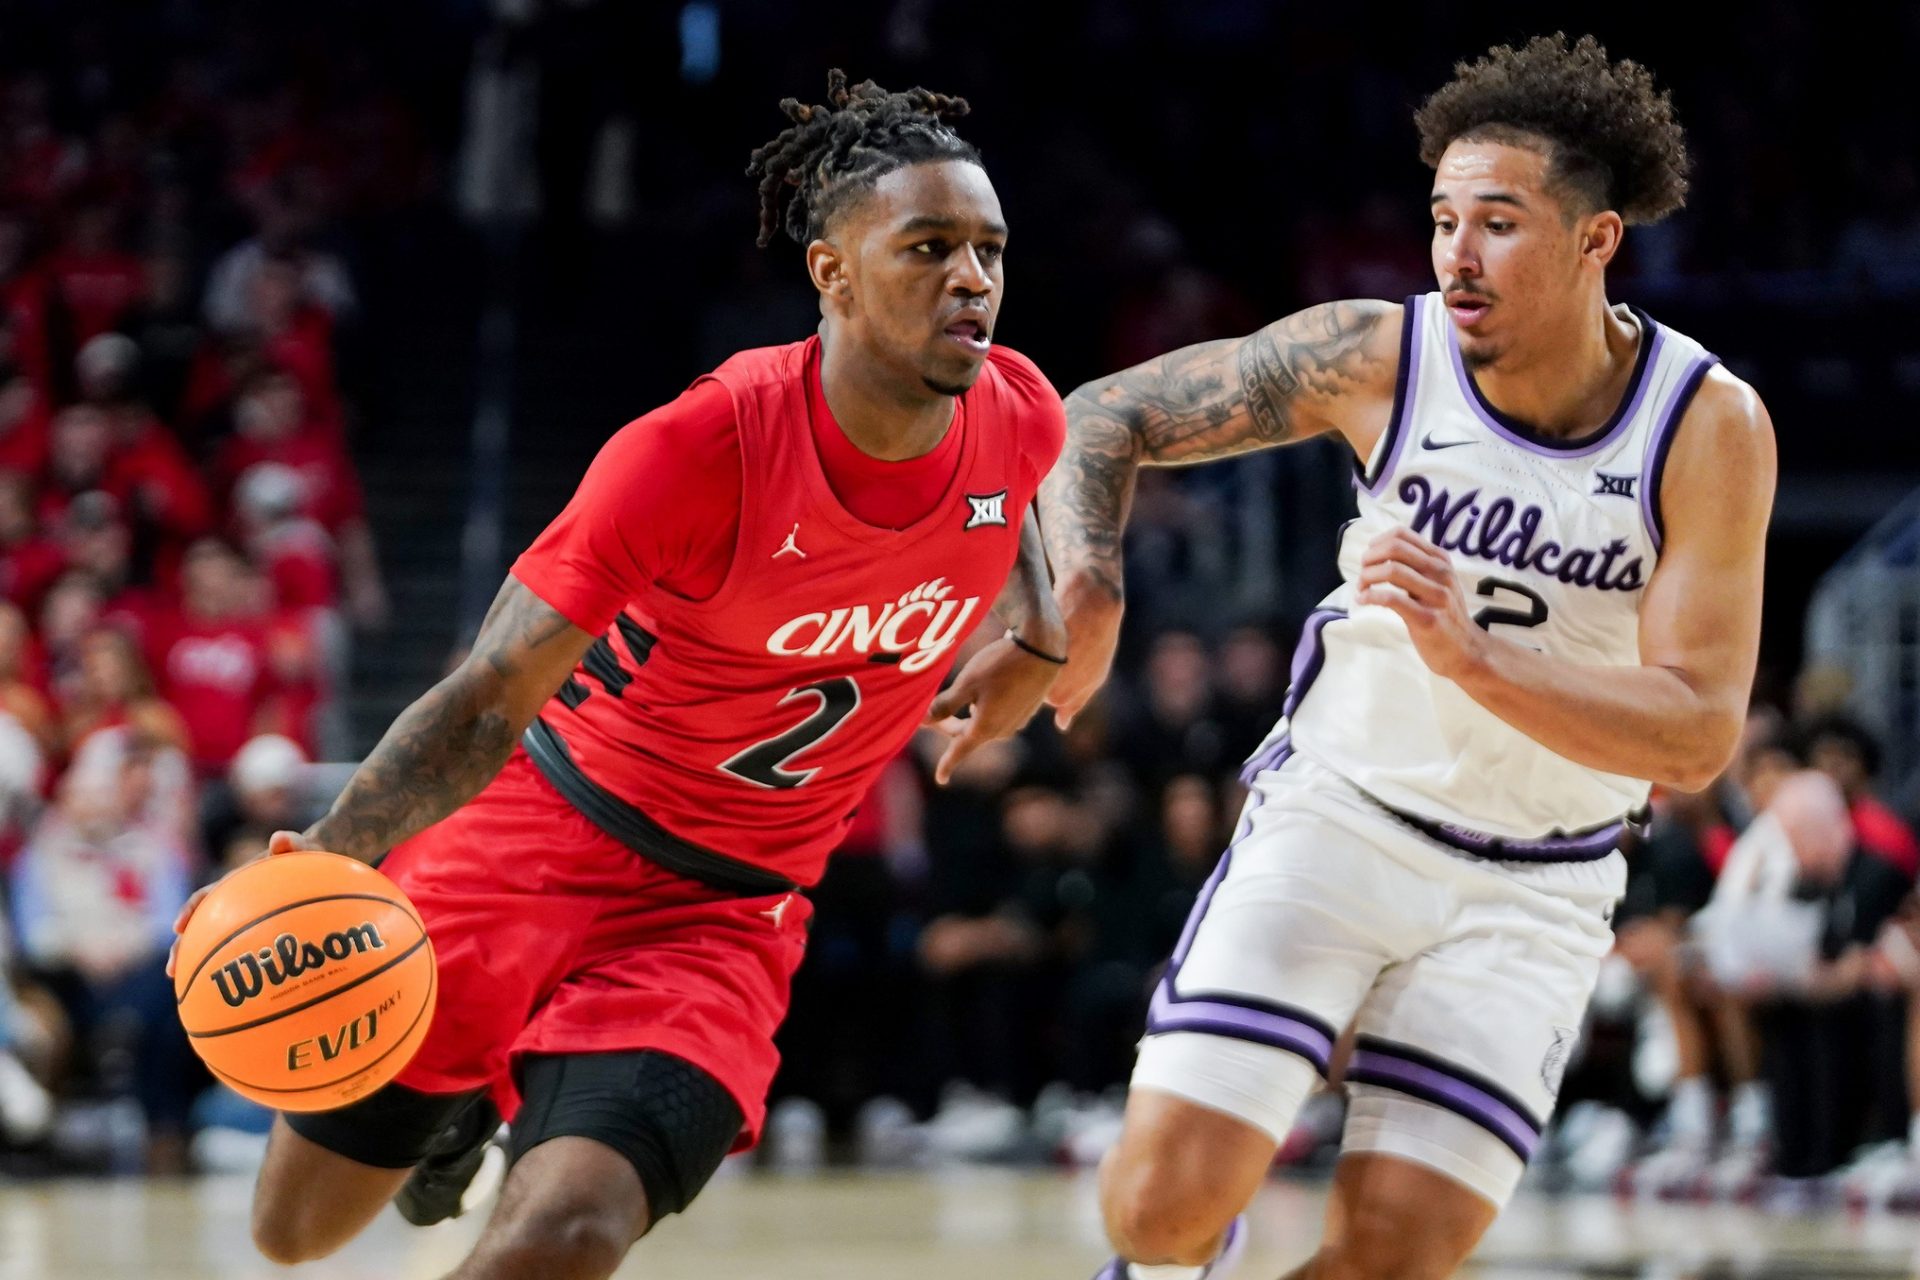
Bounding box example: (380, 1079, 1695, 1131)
(1420, 436, 1475, 450)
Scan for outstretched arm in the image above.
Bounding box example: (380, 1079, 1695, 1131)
(1038, 299, 1401, 724)
(1359, 369, 1775, 790)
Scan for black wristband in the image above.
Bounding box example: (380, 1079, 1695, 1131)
(1008, 632, 1068, 665)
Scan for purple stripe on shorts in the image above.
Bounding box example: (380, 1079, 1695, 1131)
(1362, 294, 1425, 495)
(1147, 986, 1337, 1072)
(1447, 308, 1663, 459)
(1347, 1050, 1542, 1160)
(1638, 353, 1720, 552)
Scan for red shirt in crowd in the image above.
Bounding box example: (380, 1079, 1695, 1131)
(148, 608, 272, 772)
(43, 247, 146, 343)
(1854, 795, 1920, 880)
(511, 337, 1064, 887)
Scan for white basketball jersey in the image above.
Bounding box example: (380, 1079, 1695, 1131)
(1244, 291, 1720, 844)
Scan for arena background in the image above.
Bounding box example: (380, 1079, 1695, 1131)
(1, 2, 1918, 1277)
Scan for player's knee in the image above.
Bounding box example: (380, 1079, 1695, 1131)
(1098, 1150, 1226, 1265)
(481, 1201, 635, 1280)
(1316, 1196, 1452, 1280)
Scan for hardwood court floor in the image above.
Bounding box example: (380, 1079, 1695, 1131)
(0, 1168, 1914, 1279)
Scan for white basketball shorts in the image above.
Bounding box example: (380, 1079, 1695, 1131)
(1131, 752, 1624, 1205)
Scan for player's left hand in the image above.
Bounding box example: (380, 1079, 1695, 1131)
(921, 635, 1064, 785)
(1355, 526, 1487, 682)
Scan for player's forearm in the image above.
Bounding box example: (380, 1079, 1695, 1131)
(1038, 385, 1144, 606)
(303, 667, 521, 862)
(304, 579, 584, 861)
(1452, 638, 1744, 792)
(992, 516, 1068, 653)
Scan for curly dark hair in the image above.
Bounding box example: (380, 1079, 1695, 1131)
(745, 69, 980, 248)
(1414, 33, 1690, 225)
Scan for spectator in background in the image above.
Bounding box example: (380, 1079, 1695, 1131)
(149, 539, 271, 776)
(0, 602, 53, 759)
(58, 492, 162, 645)
(1115, 630, 1228, 789)
(199, 732, 312, 874)
(0, 356, 51, 479)
(38, 405, 113, 525)
(210, 370, 383, 626)
(75, 333, 212, 554)
(203, 192, 357, 340)
(1213, 623, 1283, 761)
(41, 202, 146, 359)
(59, 627, 190, 758)
(37, 571, 103, 715)
(0, 467, 64, 613)
(1801, 713, 1920, 882)
(1694, 772, 1911, 1182)
(233, 462, 336, 611)
(9, 730, 196, 1171)
(0, 710, 55, 1145)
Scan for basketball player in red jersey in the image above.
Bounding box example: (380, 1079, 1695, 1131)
(169, 73, 1068, 1280)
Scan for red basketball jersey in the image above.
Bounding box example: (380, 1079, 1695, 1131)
(512, 337, 1063, 887)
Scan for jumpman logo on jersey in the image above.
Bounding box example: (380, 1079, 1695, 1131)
(773, 523, 807, 561)
(761, 894, 796, 927)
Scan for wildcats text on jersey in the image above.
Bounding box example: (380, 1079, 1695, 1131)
(765, 576, 983, 674)
(1400, 475, 1646, 592)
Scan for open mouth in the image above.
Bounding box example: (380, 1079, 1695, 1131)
(1446, 295, 1491, 326)
(943, 316, 991, 353)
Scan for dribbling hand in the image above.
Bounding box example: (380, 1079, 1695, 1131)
(166, 829, 320, 979)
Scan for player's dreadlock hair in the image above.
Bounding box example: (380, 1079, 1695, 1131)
(746, 69, 979, 248)
(1415, 33, 1690, 225)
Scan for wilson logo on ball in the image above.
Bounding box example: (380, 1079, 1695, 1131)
(210, 922, 388, 1008)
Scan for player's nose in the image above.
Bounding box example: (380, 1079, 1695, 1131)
(1442, 231, 1480, 277)
(947, 244, 993, 296)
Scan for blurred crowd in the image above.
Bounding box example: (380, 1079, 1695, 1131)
(0, 3, 422, 1172)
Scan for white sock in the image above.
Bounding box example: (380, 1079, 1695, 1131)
(1728, 1081, 1771, 1145)
(1127, 1266, 1205, 1280)
(1666, 1076, 1714, 1143)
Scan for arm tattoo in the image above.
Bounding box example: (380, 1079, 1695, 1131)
(306, 582, 577, 861)
(1039, 299, 1395, 602)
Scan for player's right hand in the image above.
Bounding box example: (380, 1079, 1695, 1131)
(166, 830, 312, 979)
(1046, 590, 1122, 730)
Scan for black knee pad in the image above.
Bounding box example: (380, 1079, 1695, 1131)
(509, 1051, 744, 1219)
(284, 1082, 488, 1169)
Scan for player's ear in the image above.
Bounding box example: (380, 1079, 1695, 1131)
(805, 238, 850, 302)
(1582, 210, 1624, 269)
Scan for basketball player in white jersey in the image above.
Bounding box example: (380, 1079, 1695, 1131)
(1039, 35, 1777, 1280)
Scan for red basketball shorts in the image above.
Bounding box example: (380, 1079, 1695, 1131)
(379, 749, 812, 1146)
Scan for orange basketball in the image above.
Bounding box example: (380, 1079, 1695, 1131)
(173, 851, 437, 1112)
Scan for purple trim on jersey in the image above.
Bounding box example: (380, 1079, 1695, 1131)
(1639, 353, 1721, 552)
(1239, 607, 1344, 784)
(1347, 1041, 1544, 1161)
(1360, 295, 1426, 495)
(1446, 307, 1663, 458)
(1238, 733, 1292, 785)
(1382, 799, 1623, 863)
